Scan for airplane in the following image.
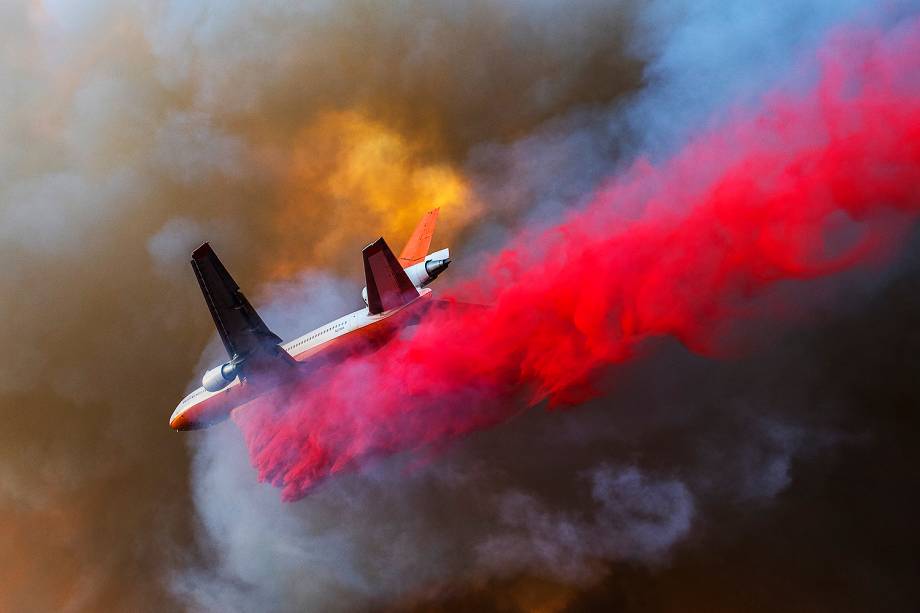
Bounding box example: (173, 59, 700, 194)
(169, 209, 451, 431)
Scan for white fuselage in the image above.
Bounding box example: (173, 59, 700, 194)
(169, 288, 433, 429)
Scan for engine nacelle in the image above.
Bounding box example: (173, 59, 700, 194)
(202, 362, 238, 392)
(404, 248, 451, 288)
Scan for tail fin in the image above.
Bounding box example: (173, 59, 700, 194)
(363, 238, 420, 315)
(399, 208, 440, 268)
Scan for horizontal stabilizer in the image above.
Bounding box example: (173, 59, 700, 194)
(363, 238, 420, 315)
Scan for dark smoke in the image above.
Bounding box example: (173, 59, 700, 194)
(2, 1, 918, 612)
(235, 10, 920, 500)
(0, 1, 643, 609)
(181, 3, 920, 612)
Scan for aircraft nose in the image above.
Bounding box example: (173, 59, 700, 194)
(169, 405, 187, 430)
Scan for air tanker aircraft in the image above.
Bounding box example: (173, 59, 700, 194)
(169, 209, 450, 430)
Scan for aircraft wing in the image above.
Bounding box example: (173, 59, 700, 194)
(364, 238, 420, 315)
(191, 243, 294, 373)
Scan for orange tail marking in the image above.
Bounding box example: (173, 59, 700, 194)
(398, 208, 440, 268)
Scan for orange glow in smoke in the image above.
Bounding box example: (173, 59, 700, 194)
(270, 110, 477, 278)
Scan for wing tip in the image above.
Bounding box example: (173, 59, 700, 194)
(364, 237, 385, 252)
(191, 242, 213, 260)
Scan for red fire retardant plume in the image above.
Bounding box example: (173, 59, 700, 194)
(235, 17, 920, 501)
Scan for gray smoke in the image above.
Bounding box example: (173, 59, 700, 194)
(0, 0, 645, 608)
(478, 466, 695, 582)
(172, 1, 896, 611)
(0, 0, 910, 611)
(461, 0, 884, 257)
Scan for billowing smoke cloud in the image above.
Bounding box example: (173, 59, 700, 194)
(461, 0, 879, 250)
(478, 465, 695, 579)
(3, 0, 919, 612)
(0, 0, 644, 609)
(235, 12, 920, 500)
(178, 2, 920, 612)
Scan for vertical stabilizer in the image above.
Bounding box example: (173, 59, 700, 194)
(399, 208, 440, 268)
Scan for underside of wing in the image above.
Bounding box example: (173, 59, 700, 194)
(191, 243, 293, 375)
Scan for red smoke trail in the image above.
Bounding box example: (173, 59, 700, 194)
(235, 17, 920, 501)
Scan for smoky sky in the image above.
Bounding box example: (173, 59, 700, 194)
(1, 1, 918, 612)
